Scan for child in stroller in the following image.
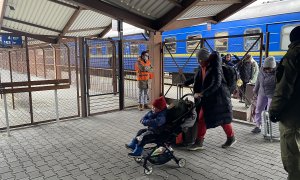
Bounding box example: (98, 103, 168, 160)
(126, 94, 197, 175)
(126, 96, 168, 157)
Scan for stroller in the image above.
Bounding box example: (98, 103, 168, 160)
(130, 94, 198, 175)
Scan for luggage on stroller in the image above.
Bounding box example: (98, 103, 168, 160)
(261, 110, 280, 141)
(175, 85, 198, 146)
(130, 94, 197, 175)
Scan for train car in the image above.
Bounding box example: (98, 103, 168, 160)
(87, 33, 148, 70)
(162, 0, 300, 74)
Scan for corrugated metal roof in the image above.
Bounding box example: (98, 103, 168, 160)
(104, 0, 176, 20)
(0, 0, 250, 37)
(4, 0, 75, 33)
(179, 4, 232, 20)
(65, 29, 104, 37)
(69, 10, 111, 30)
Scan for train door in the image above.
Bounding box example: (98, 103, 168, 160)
(266, 22, 300, 60)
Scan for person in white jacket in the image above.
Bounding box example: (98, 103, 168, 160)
(249, 55, 259, 84)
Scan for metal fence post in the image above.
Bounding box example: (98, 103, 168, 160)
(3, 94, 11, 136)
(54, 89, 59, 123)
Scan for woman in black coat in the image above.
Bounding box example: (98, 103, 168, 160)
(188, 48, 237, 151)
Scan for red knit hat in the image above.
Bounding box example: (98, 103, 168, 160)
(152, 96, 167, 110)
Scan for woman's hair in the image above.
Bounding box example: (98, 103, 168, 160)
(207, 51, 221, 68)
(141, 51, 148, 56)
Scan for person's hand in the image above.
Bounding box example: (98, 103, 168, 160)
(194, 93, 203, 98)
(182, 127, 188, 133)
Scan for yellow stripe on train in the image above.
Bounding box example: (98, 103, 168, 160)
(164, 51, 287, 58)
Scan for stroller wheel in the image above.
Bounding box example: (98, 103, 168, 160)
(178, 158, 186, 168)
(134, 157, 142, 163)
(144, 166, 153, 175)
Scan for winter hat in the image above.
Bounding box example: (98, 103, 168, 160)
(197, 47, 210, 61)
(290, 26, 300, 43)
(263, 56, 276, 68)
(152, 96, 167, 110)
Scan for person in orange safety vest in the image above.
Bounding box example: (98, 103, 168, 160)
(135, 51, 153, 111)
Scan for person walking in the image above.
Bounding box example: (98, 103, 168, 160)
(187, 48, 236, 150)
(251, 56, 276, 133)
(135, 51, 153, 111)
(237, 54, 259, 102)
(269, 26, 300, 180)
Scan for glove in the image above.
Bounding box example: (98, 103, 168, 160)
(269, 113, 280, 123)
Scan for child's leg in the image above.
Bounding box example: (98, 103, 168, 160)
(126, 129, 147, 150)
(129, 133, 158, 157)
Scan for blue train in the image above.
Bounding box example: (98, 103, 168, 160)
(86, 33, 148, 71)
(162, 0, 300, 74)
(86, 0, 300, 75)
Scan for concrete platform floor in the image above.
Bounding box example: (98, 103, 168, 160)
(0, 109, 287, 180)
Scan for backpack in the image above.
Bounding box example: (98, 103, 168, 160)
(222, 64, 238, 94)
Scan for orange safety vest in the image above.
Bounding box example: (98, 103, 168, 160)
(135, 58, 153, 81)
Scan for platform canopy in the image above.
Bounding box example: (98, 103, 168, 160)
(0, 0, 255, 43)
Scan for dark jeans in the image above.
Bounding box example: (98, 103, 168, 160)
(239, 82, 248, 101)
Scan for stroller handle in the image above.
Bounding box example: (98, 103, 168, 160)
(180, 93, 194, 100)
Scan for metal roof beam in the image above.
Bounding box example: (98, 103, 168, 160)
(3, 16, 62, 33)
(157, 0, 200, 31)
(196, 0, 242, 5)
(48, 0, 80, 9)
(214, 0, 256, 22)
(99, 23, 112, 38)
(166, 0, 182, 7)
(59, 8, 81, 38)
(1, 27, 58, 44)
(0, 0, 8, 29)
(162, 17, 217, 31)
(69, 0, 156, 31)
(67, 26, 106, 33)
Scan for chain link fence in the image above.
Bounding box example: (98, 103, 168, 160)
(0, 36, 80, 130)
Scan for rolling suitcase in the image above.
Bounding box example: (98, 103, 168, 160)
(261, 111, 280, 141)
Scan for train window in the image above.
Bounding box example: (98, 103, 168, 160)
(244, 28, 261, 51)
(130, 43, 139, 55)
(186, 34, 202, 53)
(164, 37, 176, 53)
(281, 25, 299, 50)
(89, 45, 102, 57)
(215, 32, 228, 52)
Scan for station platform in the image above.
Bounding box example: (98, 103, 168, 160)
(0, 109, 287, 180)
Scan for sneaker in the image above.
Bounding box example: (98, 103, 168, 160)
(138, 104, 143, 111)
(125, 144, 134, 151)
(128, 146, 143, 157)
(187, 139, 204, 151)
(251, 127, 261, 134)
(144, 104, 151, 109)
(222, 136, 237, 148)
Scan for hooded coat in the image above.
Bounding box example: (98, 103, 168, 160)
(197, 51, 233, 129)
(253, 68, 276, 98)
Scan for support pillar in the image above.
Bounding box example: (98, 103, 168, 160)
(149, 31, 163, 101)
(79, 38, 87, 117)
